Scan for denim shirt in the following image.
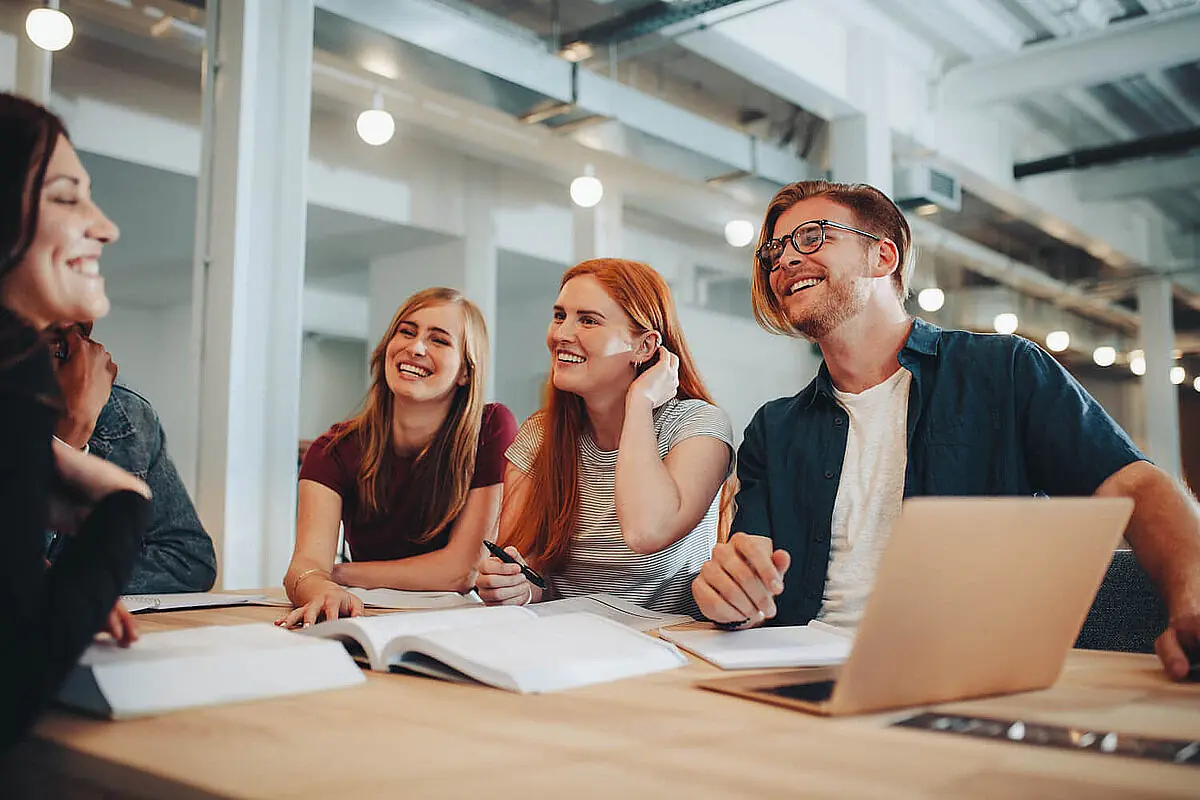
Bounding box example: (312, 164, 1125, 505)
(81, 386, 216, 593)
(731, 318, 1146, 627)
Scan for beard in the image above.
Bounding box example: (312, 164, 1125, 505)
(785, 270, 872, 340)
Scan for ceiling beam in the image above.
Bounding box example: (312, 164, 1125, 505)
(1075, 150, 1200, 201)
(940, 5, 1200, 108)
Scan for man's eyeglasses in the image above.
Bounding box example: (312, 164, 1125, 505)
(757, 219, 881, 273)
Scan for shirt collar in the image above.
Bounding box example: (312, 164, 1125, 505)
(801, 317, 941, 408)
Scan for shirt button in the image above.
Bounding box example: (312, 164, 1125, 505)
(824, 470, 835, 479)
(834, 418, 844, 427)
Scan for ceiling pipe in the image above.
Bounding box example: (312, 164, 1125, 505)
(557, 0, 746, 52)
(1014, 126, 1200, 178)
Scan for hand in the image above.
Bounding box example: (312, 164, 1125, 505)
(49, 438, 151, 532)
(101, 600, 138, 647)
(628, 346, 678, 411)
(1155, 611, 1200, 681)
(275, 583, 363, 629)
(475, 545, 540, 606)
(51, 326, 117, 449)
(692, 533, 791, 626)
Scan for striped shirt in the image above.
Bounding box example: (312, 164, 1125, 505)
(506, 398, 733, 616)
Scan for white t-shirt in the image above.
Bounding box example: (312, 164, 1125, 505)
(817, 367, 912, 630)
(506, 398, 734, 616)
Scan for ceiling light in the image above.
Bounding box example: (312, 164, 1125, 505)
(558, 41, 594, 63)
(570, 166, 603, 208)
(917, 287, 945, 312)
(1170, 366, 1186, 385)
(26, 6, 73, 52)
(724, 220, 755, 248)
(993, 313, 1018, 335)
(915, 203, 940, 216)
(1045, 330, 1070, 353)
(1194, 376, 1200, 393)
(356, 93, 394, 146)
(1092, 346, 1116, 367)
(1130, 354, 1146, 376)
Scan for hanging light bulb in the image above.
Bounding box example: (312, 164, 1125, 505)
(1130, 354, 1146, 376)
(1170, 366, 1186, 385)
(1092, 346, 1116, 367)
(570, 165, 604, 208)
(26, 5, 73, 52)
(356, 92, 394, 146)
(724, 220, 755, 248)
(1193, 376, 1200, 393)
(1045, 330, 1070, 352)
(917, 287, 944, 312)
(993, 313, 1018, 335)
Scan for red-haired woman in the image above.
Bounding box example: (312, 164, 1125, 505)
(476, 259, 732, 615)
(279, 287, 516, 627)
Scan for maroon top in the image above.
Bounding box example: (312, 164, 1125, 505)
(300, 403, 517, 562)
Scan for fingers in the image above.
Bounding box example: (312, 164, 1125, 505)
(696, 555, 762, 623)
(504, 546, 528, 566)
(730, 533, 785, 593)
(348, 595, 365, 618)
(277, 605, 307, 628)
(771, 548, 792, 576)
(477, 555, 521, 578)
(1156, 628, 1191, 680)
(479, 578, 532, 605)
(693, 573, 755, 625)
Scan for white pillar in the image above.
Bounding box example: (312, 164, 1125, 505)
(572, 186, 623, 264)
(0, 30, 17, 93)
(191, 0, 315, 589)
(13, 5, 50, 104)
(367, 161, 499, 398)
(1138, 277, 1182, 478)
(830, 30, 891, 193)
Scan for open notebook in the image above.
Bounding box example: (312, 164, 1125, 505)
(660, 622, 853, 669)
(56, 624, 365, 719)
(302, 606, 687, 693)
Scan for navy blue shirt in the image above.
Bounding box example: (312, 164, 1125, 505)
(731, 318, 1146, 626)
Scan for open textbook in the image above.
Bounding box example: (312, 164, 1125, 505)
(660, 622, 854, 670)
(121, 588, 481, 613)
(56, 624, 365, 719)
(530, 594, 694, 631)
(302, 605, 687, 693)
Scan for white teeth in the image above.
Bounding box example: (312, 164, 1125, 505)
(398, 363, 431, 377)
(68, 258, 100, 276)
(556, 352, 585, 363)
(788, 277, 823, 295)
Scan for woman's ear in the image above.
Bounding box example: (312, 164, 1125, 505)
(633, 331, 660, 365)
(457, 363, 471, 387)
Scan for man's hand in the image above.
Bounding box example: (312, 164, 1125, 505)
(692, 533, 790, 627)
(52, 326, 116, 448)
(1156, 612, 1200, 681)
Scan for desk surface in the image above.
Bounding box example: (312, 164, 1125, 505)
(8, 602, 1200, 799)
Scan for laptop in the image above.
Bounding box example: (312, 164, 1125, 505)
(698, 496, 1134, 716)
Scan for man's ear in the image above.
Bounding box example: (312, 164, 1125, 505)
(871, 238, 900, 280)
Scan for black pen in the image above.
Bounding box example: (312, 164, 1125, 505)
(483, 540, 547, 589)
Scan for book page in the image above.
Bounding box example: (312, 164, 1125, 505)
(530, 594, 695, 632)
(121, 593, 268, 613)
(660, 625, 853, 670)
(307, 605, 535, 668)
(78, 624, 328, 666)
(391, 612, 687, 693)
(347, 587, 483, 610)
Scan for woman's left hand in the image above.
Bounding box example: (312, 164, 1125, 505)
(103, 600, 138, 647)
(628, 347, 679, 410)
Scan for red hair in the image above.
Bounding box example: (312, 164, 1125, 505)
(505, 259, 732, 571)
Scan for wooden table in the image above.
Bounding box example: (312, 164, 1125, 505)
(5, 603, 1199, 799)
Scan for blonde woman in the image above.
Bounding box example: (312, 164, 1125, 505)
(280, 288, 516, 627)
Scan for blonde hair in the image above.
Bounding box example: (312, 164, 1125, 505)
(751, 180, 913, 336)
(331, 287, 489, 542)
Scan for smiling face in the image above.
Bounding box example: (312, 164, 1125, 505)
(766, 196, 877, 341)
(383, 302, 469, 404)
(1, 135, 118, 329)
(546, 274, 650, 399)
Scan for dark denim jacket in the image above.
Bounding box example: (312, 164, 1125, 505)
(731, 318, 1145, 627)
(52, 385, 217, 593)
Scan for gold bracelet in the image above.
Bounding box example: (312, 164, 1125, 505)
(288, 567, 328, 596)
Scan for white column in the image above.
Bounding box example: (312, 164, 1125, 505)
(368, 161, 499, 397)
(1138, 277, 1182, 478)
(13, 7, 50, 104)
(191, 0, 314, 589)
(830, 29, 891, 193)
(572, 187, 623, 264)
(0, 30, 17, 92)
